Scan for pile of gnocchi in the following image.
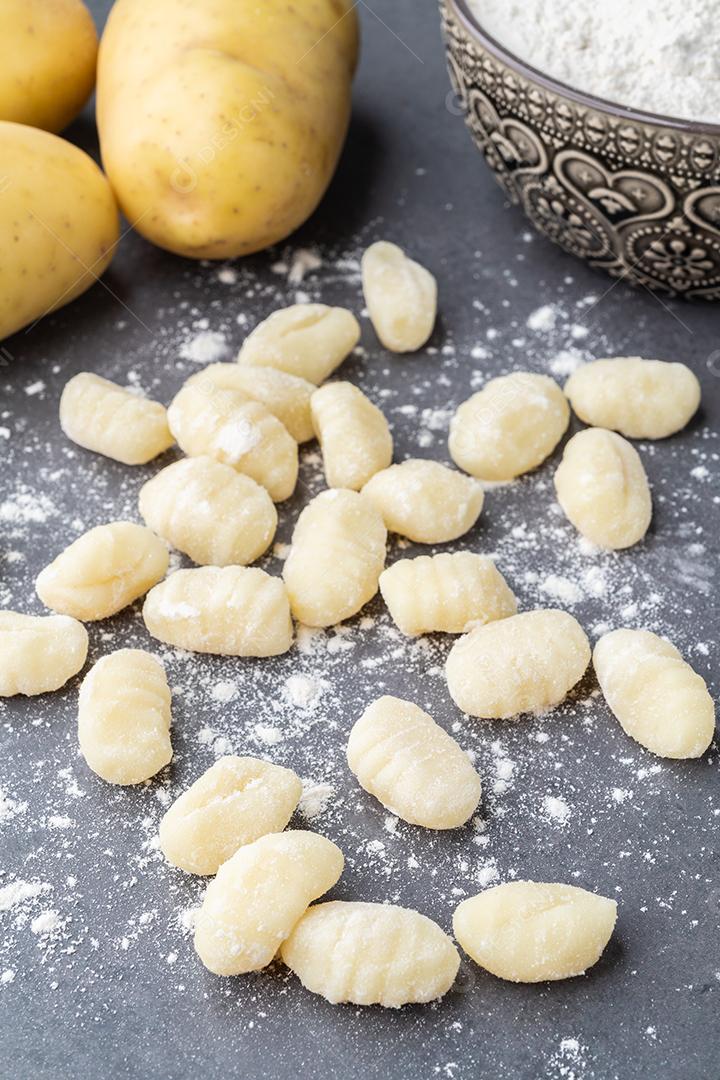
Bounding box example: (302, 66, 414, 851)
(1, 239, 715, 1009)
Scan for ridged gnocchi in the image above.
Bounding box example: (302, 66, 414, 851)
(361, 241, 437, 353)
(362, 459, 484, 543)
(453, 881, 617, 983)
(564, 357, 701, 439)
(237, 304, 360, 384)
(143, 566, 293, 657)
(0, 612, 88, 697)
(449, 373, 570, 481)
(159, 756, 303, 875)
(194, 831, 344, 976)
(446, 609, 591, 719)
(184, 363, 315, 443)
(347, 696, 481, 828)
(554, 428, 652, 550)
(594, 629, 715, 759)
(281, 901, 460, 1007)
(60, 372, 174, 465)
(36, 521, 169, 621)
(283, 490, 387, 627)
(380, 552, 517, 637)
(138, 456, 277, 567)
(167, 382, 298, 502)
(78, 649, 172, 785)
(311, 381, 393, 490)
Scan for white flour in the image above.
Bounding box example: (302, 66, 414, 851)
(470, 0, 720, 122)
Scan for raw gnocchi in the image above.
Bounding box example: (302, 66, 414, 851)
(593, 629, 715, 759)
(60, 372, 173, 465)
(362, 459, 484, 543)
(0, 612, 88, 697)
(554, 428, 652, 550)
(159, 756, 303, 875)
(283, 490, 387, 627)
(361, 241, 437, 353)
(281, 901, 460, 1007)
(347, 696, 481, 829)
(194, 831, 344, 976)
(167, 382, 298, 502)
(184, 363, 315, 443)
(446, 609, 591, 719)
(453, 881, 617, 983)
(311, 381, 393, 490)
(78, 649, 172, 785)
(379, 552, 517, 637)
(143, 566, 293, 657)
(138, 456, 277, 567)
(237, 304, 360, 384)
(36, 521, 169, 621)
(564, 357, 701, 439)
(449, 372, 570, 481)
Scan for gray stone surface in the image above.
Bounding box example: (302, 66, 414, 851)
(1, 3, 718, 1078)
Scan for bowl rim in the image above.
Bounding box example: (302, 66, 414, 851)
(448, 0, 720, 137)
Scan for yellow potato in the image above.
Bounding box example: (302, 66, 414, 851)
(97, 0, 359, 259)
(0, 0, 98, 133)
(0, 123, 119, 341)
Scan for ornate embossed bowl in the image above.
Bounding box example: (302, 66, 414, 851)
(441, 0, 720, 299)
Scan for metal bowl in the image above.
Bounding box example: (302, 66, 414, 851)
(441, 0, 720, 299)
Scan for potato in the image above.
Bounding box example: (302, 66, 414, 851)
(0, 0, 97, 133)
(97, 0, 359, 259)
(0, 123, 119, 342)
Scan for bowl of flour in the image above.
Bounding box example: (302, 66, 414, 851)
(441, 0, 720, 299)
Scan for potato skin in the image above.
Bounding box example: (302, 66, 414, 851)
(0, 123, 119, 342)
(0, 0, 98, 133)
(97, 0, 359, 259)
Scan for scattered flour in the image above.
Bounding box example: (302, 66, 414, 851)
(179, 329, 229, 364)
(298, 781, 336, 821)
(541, 795, 572, 826)
(527, 304, 557, 333)
(30, 911, 62, 936)
(0, 881, 50, 912)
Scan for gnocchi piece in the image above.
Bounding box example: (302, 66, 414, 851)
(449, 373, 570, 481)
(159, 756, 303, 875)
(60, 372, 173, 465)
(143, 566, 293, 657)
(361, 241, 437, 353)
(446, 609, 591, 719)
(36, 522, 169, 621)
(138, 457, 277, 567)
(453, 881, 617, 983)
(282, 489, 387, 627)
(194, 831, 344, 976)
(594, 629, 715, 759)
(347, 696, 481, 829)
(554, 428, 652, 550)
(78, 649, 172, 785)
(0, 612, 88, 697)
(564, 357, 701, 440)
(237, 304, 360, 384)
(184, 363, 315, 443)
(362, 459, 484, 543)
(380, 552, 517, 637)
(281, 901, 460, 1007)
(311, 382, 393, 490)
(167, 383, 298, 502)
